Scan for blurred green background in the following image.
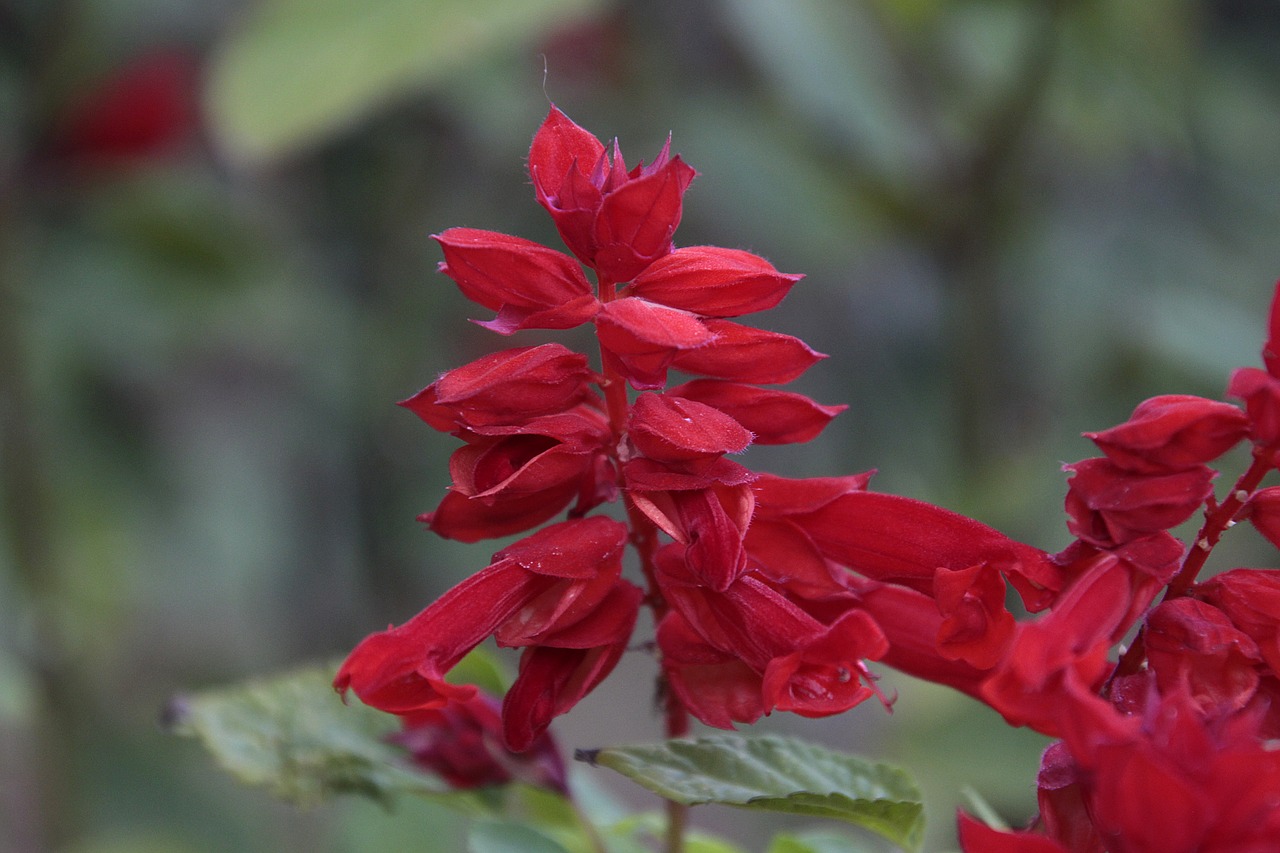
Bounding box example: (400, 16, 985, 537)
(2, 0, 1278, 850)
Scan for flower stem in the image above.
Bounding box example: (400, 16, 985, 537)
(1165, 450, 1271, 600)
(593, 274, 689, 853)
(1110, 449, 1271, 686)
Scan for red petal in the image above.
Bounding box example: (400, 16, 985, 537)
(956, 813, 1071, 853)
(671, 319, 825, 384)
(629, 246, 802, 317)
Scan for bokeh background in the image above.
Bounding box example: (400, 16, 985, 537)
(2, 0, 1279, 850)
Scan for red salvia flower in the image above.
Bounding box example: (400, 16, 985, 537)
(338, 106, 1280, 853)
(393, 692, 567, 792)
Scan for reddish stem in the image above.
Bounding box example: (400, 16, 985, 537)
(1110, 449, 1271, 686)
(1165, 450, 1271, 600)
(594, 274, 689, 853)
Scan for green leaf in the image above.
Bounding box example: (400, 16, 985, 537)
(167, 659, 489, 809)
(467, 820, 573, 853)
(206, 0, 607, 162)
(766, 829, 881, 853)
(579, 734, 925, 853)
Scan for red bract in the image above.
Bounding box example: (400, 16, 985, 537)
(671, 319, 826, 384)
(628, 393, 752, 463)
(528, 106, 695, 282)
(400, 344, 599, 431)
(627, 246, 802, 317)
(434, 229, 598, 333)
(1063, 457, 1214, 548)
(669, 380, 845, 446)
(1086, 394, 1248, 473)
(594, 297, 714, 389)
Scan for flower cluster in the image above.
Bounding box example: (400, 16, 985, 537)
(335, 106, 934, 752)
(946, 287, 1280, 851)
(335, 107, 1280, 849)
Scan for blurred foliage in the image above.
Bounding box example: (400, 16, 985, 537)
(1, 0, 1279, 850)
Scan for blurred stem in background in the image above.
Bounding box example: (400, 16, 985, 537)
(0, 3, 80, 849)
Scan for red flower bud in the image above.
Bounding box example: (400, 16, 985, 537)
(399, 344, 599, 432)
(433, 229, 597, 333)
(628, 246, 803, 317)
(595, 297, 715, 389)
(671, 319, 825, 385)
(628, 392, 752, 463)
(1085, 394, 1247, 473)
(669, 379, 844, 445)
(1064, 458, 1214, 548)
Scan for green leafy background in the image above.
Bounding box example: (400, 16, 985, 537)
(3, 0, 1279, 850)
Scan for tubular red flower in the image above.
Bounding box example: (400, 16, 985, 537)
(335, 517, 628, 721)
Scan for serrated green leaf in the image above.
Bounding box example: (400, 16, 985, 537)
(206, 0, 606, 162)
(167, 658, 491, 810)
(581, 734, 925, 853)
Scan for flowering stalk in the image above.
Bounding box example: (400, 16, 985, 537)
(334, 106, 1280, 851)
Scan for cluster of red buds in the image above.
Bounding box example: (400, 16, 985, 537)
(335, 107, 1280, 849)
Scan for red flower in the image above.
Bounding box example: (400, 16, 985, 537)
(1063, 457, 1214, 548)
(335, 516, 639, 746)
(394, 693, 567, 792)
(55, 49, 197, 164)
